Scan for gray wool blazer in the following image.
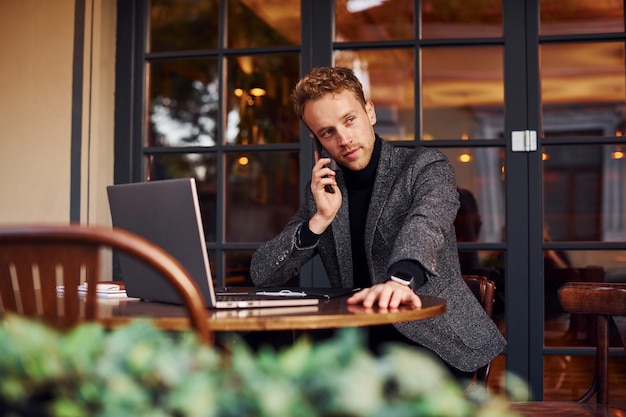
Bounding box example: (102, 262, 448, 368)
(251, 139, 506, 372)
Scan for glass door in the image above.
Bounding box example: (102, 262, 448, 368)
(536, 0, 626, 402)
(500, 0, 626, 400)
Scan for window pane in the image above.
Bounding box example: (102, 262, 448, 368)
(421, 0, 502, 39)
(334, 49, 415, 141)
(540, 0, 624, 36)
(335, 0, 414, 42)
(146, 153, 218, 243)
(228, 0, 300, 48)
(422, 46, 504, 141)
(544, 355, 626, 402)
(147, 59, 219, 148)
(445, 147, 505, 244)
(226, 54, 300, 145)
(540, 43, 626, 139)
(225, 250, 254, 287)
(543, 144, 626, 242)
(149, 0, 219, 52)
(541, 355, 626, 401)
(225, 151, 299, 242)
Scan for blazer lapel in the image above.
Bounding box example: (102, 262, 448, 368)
(332, 169, 354, 286)
(364, 141, 396, 276)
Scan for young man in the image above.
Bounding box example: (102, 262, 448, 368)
(250, 66, 506, 379)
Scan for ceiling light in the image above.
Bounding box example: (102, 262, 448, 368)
(347, 0, 387, 13)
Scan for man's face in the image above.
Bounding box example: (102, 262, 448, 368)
(302, 90, 377, 171)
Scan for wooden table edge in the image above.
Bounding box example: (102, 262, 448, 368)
(98, 295, 446, 333)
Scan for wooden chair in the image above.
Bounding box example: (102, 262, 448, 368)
(0, 224, 211, 344)
(510, 283, 626, 416)
(462, 274, 496, 384)
(557, 282, 626, 405)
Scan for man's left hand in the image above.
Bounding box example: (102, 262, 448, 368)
(347, 281, 422, 309)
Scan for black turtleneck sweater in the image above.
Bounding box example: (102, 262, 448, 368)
(340, 136, 381, 289)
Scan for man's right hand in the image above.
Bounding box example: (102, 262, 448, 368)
(347, 281, 422, 309)
(309, 152, 342, 234)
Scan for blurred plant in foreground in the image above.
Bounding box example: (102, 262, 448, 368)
(0, 314, 523, 417)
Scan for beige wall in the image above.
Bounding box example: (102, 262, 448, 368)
(0, 0, 116, 227)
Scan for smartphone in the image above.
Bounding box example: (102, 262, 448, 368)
(314, 136, 336, 194)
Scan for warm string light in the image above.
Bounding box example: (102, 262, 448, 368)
(457, 133, 472, 163)
(233, 71, 266, 101)
(612, 131, 624, 159)
(249, 87, 266, 97)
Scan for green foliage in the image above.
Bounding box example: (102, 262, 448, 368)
(0, 314, 519, 417)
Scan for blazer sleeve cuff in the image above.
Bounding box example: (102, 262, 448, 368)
(387, 260, 426, 290)
(295, 222, 320, 250)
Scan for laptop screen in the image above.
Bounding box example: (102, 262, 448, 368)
(107, 178, 217, 307)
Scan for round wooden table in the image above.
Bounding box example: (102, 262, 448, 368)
(98, 294, 446, 334)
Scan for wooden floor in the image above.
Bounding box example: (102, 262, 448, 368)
(487, 313, 626, 411)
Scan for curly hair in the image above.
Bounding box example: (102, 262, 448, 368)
(290, 67, 367, 120)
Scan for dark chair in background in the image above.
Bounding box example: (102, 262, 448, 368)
(557, 282, 626, 405)
(546, 267, 606, 341)
(510, 282, 626, 416)
(0, 224, 211, 344)
(462, 274, 497, 385)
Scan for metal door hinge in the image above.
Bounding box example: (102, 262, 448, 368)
(512, 130, 538, 152)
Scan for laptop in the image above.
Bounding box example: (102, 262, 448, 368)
(106, 178, 320, 309)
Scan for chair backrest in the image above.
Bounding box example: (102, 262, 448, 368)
(558, 282, 626, 404)
(462, 274, 496, 384)
(0, 224, 211, 344)
(462, 274, 495, 319)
